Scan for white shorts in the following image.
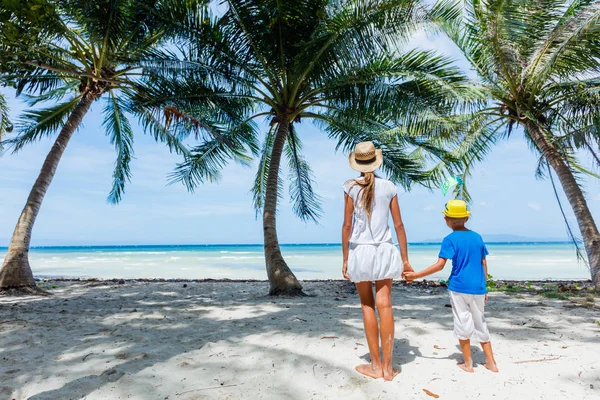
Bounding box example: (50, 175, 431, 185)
(449, 291, 490, 342)
(347, 241, 401, 283)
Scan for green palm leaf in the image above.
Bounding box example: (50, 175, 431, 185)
(285, 126, 322, 223)
(251, 125, 282, 218)
(104, 91, 135, 204)
(8, 95, 82, 152)
(0, 92, 12, 143)
(169, 122, 256, 191)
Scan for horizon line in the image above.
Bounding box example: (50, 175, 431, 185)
(0, 240, 574, 249)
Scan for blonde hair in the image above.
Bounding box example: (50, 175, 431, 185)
(352, 172, 376, 219)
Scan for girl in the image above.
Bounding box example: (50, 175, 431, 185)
(342, 141, 412, 381)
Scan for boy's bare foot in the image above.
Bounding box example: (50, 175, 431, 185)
(383, 367, 399, 381)
(484, 362, 499, 372)
(457, 362, 474, 373)
(355, 364, 383, 379)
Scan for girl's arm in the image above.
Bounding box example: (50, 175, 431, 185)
(341, 193, 354, 280)
(404, 258, 447, 281)
(390, 195, 412, 273)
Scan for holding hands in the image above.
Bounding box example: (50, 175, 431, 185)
(343, 259, 413, 281)
(401, 260, 414, 280)
(403, 258, 447, 283)
(403, 270, 417, 282)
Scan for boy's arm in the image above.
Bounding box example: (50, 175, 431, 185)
(404, 258, 447, 281)
(483, 258, 488, 279)
(483, 258, 489, 301)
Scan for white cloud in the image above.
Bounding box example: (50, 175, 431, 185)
(594, 194, 600, 201)
(423, 204, 435, 212)
(528, 202, 542, 211)
(479, 201, 491, 208)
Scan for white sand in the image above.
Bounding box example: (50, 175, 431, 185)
(1, 280, 599, 399)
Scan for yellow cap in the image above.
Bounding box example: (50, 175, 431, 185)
(442, 200, 471, 218)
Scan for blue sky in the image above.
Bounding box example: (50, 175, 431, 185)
(1, 30, 599, 246)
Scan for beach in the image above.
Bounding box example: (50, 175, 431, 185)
(1, 280, 598, 399)
(3, 0, 600, 399)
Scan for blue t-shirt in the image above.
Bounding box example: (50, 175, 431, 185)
(439, 230, 489, 295)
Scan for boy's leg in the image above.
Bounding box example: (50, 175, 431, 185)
(375, 279, 398, 381)
(458, 339, 474, 373)
(449, 291, 475, 372)
(480, 342, 498, 372)
(471, 295, 499, 372)
(355, 281, 383, 378)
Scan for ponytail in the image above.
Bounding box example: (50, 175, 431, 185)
(352, 172, 376, 219)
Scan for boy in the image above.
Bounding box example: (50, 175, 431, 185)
(404, 200, 498, 373)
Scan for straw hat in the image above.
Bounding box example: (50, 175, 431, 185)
(442, 200, 471, 218)
(348, 141, 383, 173)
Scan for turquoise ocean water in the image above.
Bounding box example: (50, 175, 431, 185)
(0, 243, 591, 281)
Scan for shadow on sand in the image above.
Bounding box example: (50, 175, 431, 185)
(0, 280, 597, 399)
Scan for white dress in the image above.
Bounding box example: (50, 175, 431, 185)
(344, 177, 402, 282)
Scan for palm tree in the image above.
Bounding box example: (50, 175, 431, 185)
(159, 0, 480, 295)
(1, 0, 50, 144)
(432, 0, 600, 287)
(0, 92, 11, 139)
(0, 0, 208, 294)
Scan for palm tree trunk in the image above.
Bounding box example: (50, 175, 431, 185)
(527, 123, 600, 288)
(263, 121, 304, 296)
(0, 92, 96, 294)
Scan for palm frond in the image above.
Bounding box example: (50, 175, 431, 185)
(318, 112, 428, 189)
(132, 72, 256, 138)
(452, 170, 471, 203)
(22, 81, 80, 106)
(251, 125, 281, 218)
(152, 0, 211, 43)
(431, 0, 500, 87)
(169, 123, 255, 191)
(0, 92, 12, 145)
(285, 125, 322, 223)
(104, 91, 134, 204)
(311, 49, 485, 128)
(8, 95, 82, 152)
(292, 0, 425, 90)
(526, 1, 600, 90)
(546, 160, 589, 266)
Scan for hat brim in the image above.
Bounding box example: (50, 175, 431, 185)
(348, 149, 383, 173)
(442, 210, 471, 218)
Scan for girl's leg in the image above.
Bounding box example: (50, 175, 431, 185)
(355, 281, 383, 378)
(375, 279, 398, 381)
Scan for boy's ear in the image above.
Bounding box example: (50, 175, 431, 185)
(465, 216, 469, 222)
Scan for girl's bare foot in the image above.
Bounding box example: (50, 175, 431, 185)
(485, 362, 499, 372)
(457, 362, 474, 373)
(383, 367, 399, 381)
(355, 364, 383, 379)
